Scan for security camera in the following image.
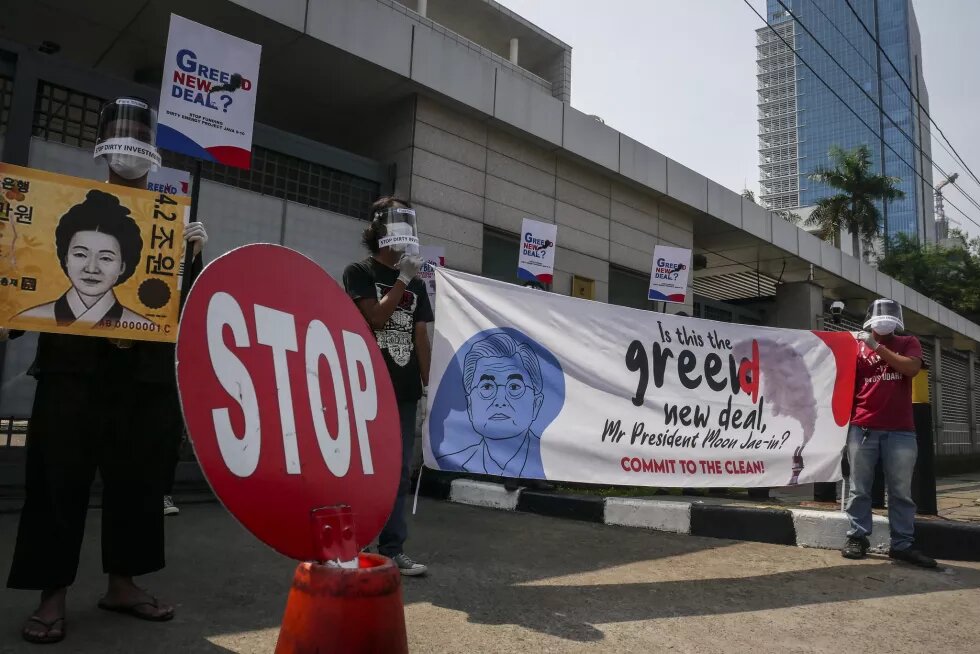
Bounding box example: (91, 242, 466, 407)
(830, 301, 845, 324)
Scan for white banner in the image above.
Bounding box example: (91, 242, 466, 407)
(518, 218, 557, 285)
(648, 245, 692, 303)
(424, 269, 858, 487)
(157, 14, 261, 170)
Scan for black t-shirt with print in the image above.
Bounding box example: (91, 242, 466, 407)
(343, 257, 434, 402)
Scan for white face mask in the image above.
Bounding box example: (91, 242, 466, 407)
(871, 317, 899, 335)
(108, 154, 153, 180)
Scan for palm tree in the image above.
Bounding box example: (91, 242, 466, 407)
(805, 145, 905, 258)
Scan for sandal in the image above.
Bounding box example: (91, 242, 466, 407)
(22, 615, 66, 644)
(97, 597, 174, 622)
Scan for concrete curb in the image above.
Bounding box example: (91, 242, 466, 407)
(433, 478, 980, 562)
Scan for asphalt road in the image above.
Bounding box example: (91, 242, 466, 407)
(1, 499, 979, 653)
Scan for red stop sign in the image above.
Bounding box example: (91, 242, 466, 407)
(176, 244, 400, 561)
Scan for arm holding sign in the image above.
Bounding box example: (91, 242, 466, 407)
(344, 261, 411, 332)
(858, 331, 922, 377)
(184, 221, 207, 259)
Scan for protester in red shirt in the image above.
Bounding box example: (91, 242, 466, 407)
(842, 299, 936, 567)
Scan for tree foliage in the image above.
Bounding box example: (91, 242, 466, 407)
(878, 230, 980, 324)
(805, 145, 904, 256)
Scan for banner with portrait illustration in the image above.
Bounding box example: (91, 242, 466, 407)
(0, 163, 188, 343)
(424, 269, 858, 487)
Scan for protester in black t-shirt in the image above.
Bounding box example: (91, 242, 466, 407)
(343, 197, 433, 576)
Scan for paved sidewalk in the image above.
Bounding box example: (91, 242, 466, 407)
(2, 499, 980, 653)
(935, 474, 980, 522)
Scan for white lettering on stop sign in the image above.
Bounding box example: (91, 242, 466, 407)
(205, 291, 378, 478)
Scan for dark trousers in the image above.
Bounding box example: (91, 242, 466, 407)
(7, 376, 181, 590)
(162, 429, 183, 495)
(378, 401, 418, 558)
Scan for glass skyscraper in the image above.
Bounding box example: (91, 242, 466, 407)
(757, 0, 934, 244)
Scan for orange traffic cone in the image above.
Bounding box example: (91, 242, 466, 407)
(274, 553, 409, 654)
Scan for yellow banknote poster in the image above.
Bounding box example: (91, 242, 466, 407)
(0, 163, 189, 342)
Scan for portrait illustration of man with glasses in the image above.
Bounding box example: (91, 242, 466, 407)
(434, 332, 545, 478)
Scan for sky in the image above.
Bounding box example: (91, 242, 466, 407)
(495, 0, 980, 239)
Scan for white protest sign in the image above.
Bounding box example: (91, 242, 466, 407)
(147, 166, 191, 197)
(424, 269, 858, 487)
(517, 218, 558, 285)
(648, 245, 692, 304)
(419, 245, 445, 308)
(157, 14, 261, 170)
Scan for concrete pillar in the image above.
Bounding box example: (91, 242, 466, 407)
(509, 38, 519, 65)
(417, 0, 427, 17)
(774, 282, 833, 501)
(774, 281, 823, 329)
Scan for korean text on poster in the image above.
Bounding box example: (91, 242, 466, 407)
(518, 218, 558, 285)
(424, 269, 858, 488)
(0, 163, 189, 342)
(648, 245, 692, 303)
(148, 166, 192, 290)
(157, 14, 262, 170)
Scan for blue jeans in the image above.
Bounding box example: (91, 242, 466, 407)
(845, 425, 918, 551)
(378, 401, 418, 557)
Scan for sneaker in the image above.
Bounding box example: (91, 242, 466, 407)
(391, 553, 428, 577)
(163, 496, 180, 516)
(889, 548, 937, 569)
(841, 536, 869, 559)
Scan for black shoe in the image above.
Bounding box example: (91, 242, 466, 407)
(503, 479, 520, 492)
(889, 548, 937, 568)
(841, 536, 870, 559)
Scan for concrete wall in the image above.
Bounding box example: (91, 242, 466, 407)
(410, 95, 694, 310)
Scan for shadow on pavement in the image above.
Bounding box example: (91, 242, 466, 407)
(1, 499, 977, 651)
(401, 502, 980, 644)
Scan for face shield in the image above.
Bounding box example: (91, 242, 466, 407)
(376, 206, 420, 257)
(864, 299, 904, 335)
(93, 97, 161, 180)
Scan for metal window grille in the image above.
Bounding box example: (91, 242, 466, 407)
(704, 305, 733, 323)
(29, 81, 379, 220)
(0, 75, 14, 135)
(32, 81, 105, 147)
(940, 349, 970, 425)
(163, 148, 379, 221)
(974, 359, 979, 441)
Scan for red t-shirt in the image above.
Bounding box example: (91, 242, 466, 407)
(851, 334, 922, 431)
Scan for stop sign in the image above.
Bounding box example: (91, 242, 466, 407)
(176, 244, 401, 561)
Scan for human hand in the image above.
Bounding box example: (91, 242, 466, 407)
(184, 222, 208, 258)
(857, 331, 878, 352)
(397, 254, 422, 285)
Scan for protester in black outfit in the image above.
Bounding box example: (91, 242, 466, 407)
(1, 96, 207, 645)
(343, 197, 432, 576)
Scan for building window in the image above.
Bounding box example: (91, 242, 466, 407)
(29, 81, 379, 220)
(482, 229, 520, 284)
(31, 81, 103, 147)
(0, 75, 14, 135)
(163, 148, 379, 221)
(704, 305, 733, 323)
(609, 265, 658, 311)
